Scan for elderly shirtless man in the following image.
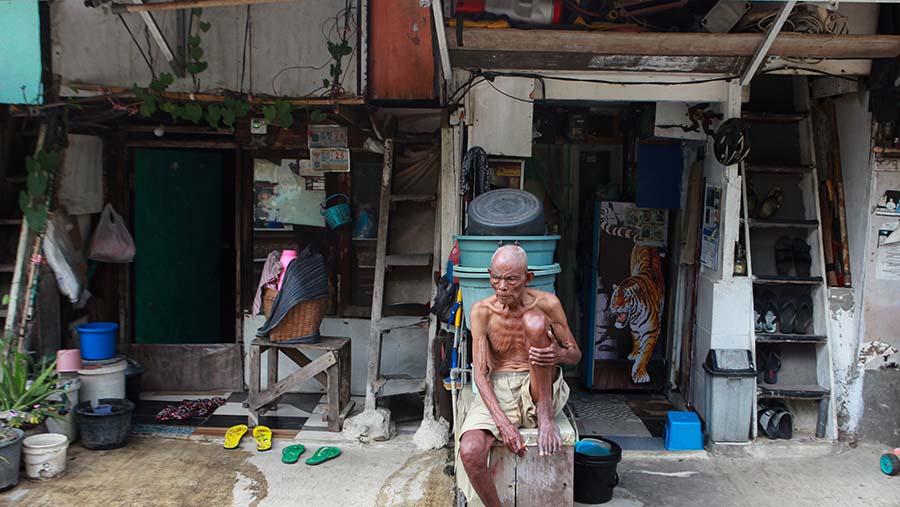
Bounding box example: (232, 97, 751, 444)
(458, 245, 581, 507)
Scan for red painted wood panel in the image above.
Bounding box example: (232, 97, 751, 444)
(368, 0, 436, 101)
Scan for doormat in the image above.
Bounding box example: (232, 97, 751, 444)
(194, 392, 320, 437)
(568, 393, 652, 438)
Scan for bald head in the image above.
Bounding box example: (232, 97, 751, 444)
(491, 245, 528, 273)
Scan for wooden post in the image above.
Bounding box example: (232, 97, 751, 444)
(365, 139, 394, 412)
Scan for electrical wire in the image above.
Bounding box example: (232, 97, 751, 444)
(117, 14, 155, 77)
(240, 5, 251, 93)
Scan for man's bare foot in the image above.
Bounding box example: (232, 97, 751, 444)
(537, 416, 562, 457)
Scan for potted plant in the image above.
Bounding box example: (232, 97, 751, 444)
(0, 339, 65, 434)
(0, 425, 24, 490)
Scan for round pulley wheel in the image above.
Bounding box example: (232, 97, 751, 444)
(713, 118, 751, 166)
(466, 189, 546, 236)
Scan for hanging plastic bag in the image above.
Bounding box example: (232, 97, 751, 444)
(89, 204, 136, 263)
(45, 214, 87, 304)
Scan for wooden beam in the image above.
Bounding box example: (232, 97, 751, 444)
(741, 0, 796, 86)
(60, 82, 365, 106)
(113, 0, 300, 13)
(448, 28, 900, 59)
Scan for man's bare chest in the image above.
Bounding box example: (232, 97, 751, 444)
(486, 313, 529, 356)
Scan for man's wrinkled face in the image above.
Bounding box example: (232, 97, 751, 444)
(488, 247, 533, 305)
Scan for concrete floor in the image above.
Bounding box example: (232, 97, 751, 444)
(2, 436, 898, 507)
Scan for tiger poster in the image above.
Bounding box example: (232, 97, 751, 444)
(590, 201, 668, 390)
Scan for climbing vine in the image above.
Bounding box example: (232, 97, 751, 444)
(19, 150, 61, 232)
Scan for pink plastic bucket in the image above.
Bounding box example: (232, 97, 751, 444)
(56, 349, 82, 373)
(277, 250, 298, 290)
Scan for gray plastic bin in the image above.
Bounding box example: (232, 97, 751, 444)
(703, 349, 756, 443)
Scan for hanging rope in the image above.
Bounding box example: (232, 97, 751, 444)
(459, 146, 491, 197)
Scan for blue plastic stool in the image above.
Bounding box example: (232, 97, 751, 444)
(664, 411, 704, 451)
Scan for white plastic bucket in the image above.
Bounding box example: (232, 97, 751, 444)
(46, 378, 82, 442)
(78, 360, 126, 405)
(23, 433, 69, 480)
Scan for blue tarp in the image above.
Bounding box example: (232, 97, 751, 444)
(0, 0, 42, 104)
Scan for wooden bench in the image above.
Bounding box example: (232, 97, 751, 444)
(248, 337, 354, 432)
(454, 386, 576, 507)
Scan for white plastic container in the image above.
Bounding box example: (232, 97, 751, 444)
(78, 360, 126, 405)
(23, 433, 69, 480)
(46, 378, 82, 442)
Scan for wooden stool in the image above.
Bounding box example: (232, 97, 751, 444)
(454, 386, 575, 507)
(248, 337, 354, 432)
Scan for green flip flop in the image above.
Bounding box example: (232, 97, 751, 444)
(305, 446, 341, 466)
(281, 443, 307, 464)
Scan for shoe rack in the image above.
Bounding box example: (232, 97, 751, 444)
(741, 82, 836, 440)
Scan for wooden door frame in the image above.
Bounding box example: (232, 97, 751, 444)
(115, 135, 243, 389)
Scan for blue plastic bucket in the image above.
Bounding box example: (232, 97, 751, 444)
(76, 323, 118, 361)
(455, 264, 560, 325)
(454, 235, 560, 268)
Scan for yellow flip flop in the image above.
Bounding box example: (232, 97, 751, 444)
(224, 424, 248, 450)
(252, 425, 273, 452)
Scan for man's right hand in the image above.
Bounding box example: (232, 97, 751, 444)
(498, 419, 525, 456)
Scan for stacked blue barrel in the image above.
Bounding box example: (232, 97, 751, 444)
(454, 189, 560, 324)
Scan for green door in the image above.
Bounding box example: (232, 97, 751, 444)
(134, 149, 225, 344)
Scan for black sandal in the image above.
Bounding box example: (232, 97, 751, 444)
(794, 295, 813, 335)
(780, 297, 797, 334)
(775, 236, 794, 276)
(762, 291, 779, 333)
(792, 237, 812, 277)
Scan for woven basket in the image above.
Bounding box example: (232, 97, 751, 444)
(262, 288, 328, 343)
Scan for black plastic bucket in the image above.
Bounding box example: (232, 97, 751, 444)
(573, 437, 622, 504)
(75, 398, 135, 450)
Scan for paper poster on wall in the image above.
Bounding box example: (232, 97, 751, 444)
(310, 148, 351, 172)
(308, 125, 348, 148)
(876, 221, 900, 280)
(253, 159, 324, 227)
(593, 201, 668, 389)
(700, 185, 721, 269)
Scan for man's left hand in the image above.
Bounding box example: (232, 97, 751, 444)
(529, 331, 561, 366)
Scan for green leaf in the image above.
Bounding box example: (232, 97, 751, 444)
(310, 110, 327, 123)
(187, 61, 208, 75)
(26, 170, 47, 197)
(25, 157, 39, 175)
(1, 295, 8, 306)
(25, 205, 47, 232)
(279, 113, 293, 130)
(204, 104, 221, 128)
(276, 100, 291, 115)
(190, 46, 204, 61)
(233, 100, 251, 118)
(44, 151, 61, 172)
(183, 103, 203, 124)
(19, 190, 30, 213)
(221, 108, 236, 128)
(189, 35, 201, 48)
(159, 72, 174, 87)
(223, 96, 235, 108)
(191, 7, 203, 15)
(262, 104, 277, 123)
(161, 101, 178, 114)
(139, 101, 156, 118)
(199, 21, 211, 33)
(323, 78, 330, 88)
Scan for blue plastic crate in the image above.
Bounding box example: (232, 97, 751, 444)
(664, 411, 704, 451)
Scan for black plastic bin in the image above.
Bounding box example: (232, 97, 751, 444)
(573, 437, 622, 504)
(75, 398, 135, 450)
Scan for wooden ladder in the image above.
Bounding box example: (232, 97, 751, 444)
(742, 85, 837, 439)
(364, 138, 440, 412)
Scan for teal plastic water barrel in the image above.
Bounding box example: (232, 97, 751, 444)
(454, 235, 560, 268)
(455, 264, 560, 325)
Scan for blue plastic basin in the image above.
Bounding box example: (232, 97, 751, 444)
(455, 264, 560, 326)
(454, 235, 560, 268)
(77, 322, 118, 361)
